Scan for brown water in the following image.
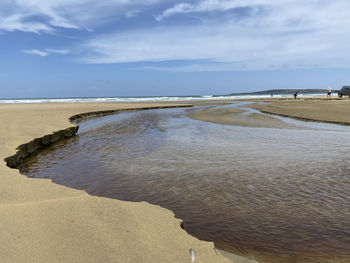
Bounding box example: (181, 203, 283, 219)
(19, 104, 350, 262)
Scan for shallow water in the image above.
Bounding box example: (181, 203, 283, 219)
(19, 103, 350, 262)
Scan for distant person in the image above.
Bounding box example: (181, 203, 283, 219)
(294, 92, 298, 99)
(271, 93, 273, 98)
(327, 86, 332, 99)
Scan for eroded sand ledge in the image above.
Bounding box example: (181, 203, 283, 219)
(5, 104, 192, 169)
(0, 102, 242, 263)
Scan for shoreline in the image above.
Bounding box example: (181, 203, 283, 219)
(0, 102, 240, 263)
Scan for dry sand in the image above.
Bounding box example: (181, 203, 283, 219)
(0, 102, 244, 263)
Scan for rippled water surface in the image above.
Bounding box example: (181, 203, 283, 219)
(19, 104, 350, 262)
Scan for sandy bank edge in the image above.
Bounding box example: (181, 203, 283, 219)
(5, 104, 193, 168)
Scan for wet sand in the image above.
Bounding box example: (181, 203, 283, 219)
(252, 99, 350, 125)
(0, 102, 239, 263)
(188, 107, 302, 129)
(189, 99, 350, 127)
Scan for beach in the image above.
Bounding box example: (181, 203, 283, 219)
(0, 102, 242, 263)
(1, 99, 350, 263)
(2, 0, 348, 261)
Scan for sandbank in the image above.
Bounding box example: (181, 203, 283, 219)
(188, 107, 302, 129)
(188, 98, 350, 128)
(0, 102, 244, 263)
(252, 99, 350, 125)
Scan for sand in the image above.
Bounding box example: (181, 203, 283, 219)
(252, 99, 350, 125)
(188, 107, 302, 129)
(0, 102, 242, 263)
(189, 98, 350, 128)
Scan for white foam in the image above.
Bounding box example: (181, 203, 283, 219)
(0, 93, 329, 104)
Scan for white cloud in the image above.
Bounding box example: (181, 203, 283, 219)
(23, 48, 70, 56)
(155, 3, 193, 21)
(79, 0, 350, 70)
(5, 0, 350, 72)
(0, 14, 52, 33)
(156, 0, 280, 21)
(22, 49, 49, 56)
(46, 49, 70, 55)
(0, 0, 174, 33)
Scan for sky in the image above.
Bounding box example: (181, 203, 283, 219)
(1, 0, 350, 98)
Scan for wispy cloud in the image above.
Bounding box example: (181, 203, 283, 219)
(23, 48, 70, 56)
(5, 0, 350, 72)
(22, 49, 49, 56)
(0, 0, 173, 33)
(45, 49, 70, 55)
(78, 0, 350, 71)
(0, 14, 52, 34)
(155, 0, 267, 21)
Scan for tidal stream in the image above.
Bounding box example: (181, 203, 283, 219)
(19, 103, 350, 262)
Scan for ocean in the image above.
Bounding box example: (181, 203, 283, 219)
(0, 93, 330, 104)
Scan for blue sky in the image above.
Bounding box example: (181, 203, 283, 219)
(1, 0, 350, 98)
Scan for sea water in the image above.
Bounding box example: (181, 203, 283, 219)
(0, 93, 329, 104)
